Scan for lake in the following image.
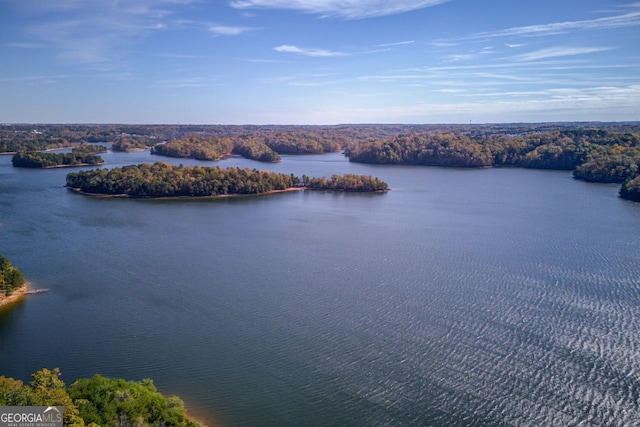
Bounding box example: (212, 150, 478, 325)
(1, 150, 639, 426)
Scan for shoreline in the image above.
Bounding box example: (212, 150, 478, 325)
(0, 283, 29, 308)
(40, 162, 105, 169)
(66, 186, 388, 199)
(66, 186, 305, 200)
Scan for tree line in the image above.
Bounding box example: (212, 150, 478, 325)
(0, 254, 25, 297)
(345, 129, 640, 201)
(12, 145, 106, 168)
(148, 131, 343, 163)
(0, 368, 200, 426)
(65, 162, 388, 197)
(305, 174, 389, 192)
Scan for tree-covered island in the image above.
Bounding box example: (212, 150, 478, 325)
(65, 162, 389, 198)
(12, 145, 106, 168)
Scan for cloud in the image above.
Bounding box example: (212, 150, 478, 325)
(230, 0, 452, 19)
(274, 44, 347, 57)
(154, 77, 222, 88)
(376, 40, 415, 47)
(277, 84, 640, 124)
(0, 75, 72, 83)
(8, 0, 199, 64)
(209, 25, 257, 36)
(5, 42, 47, 49)
(513, 46, 615, 62)
(451, 11, 640, 41)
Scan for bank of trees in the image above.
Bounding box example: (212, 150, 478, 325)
(0, 368, 200, 426)
(232, 138, 281, 162)
(12, 146, 105, 168)
(149, 131, 343, 162)
(346, 129, 640, 169)
(0, 255, 25, 297)
(66, 162, 301, 197)
(261, 130, 341, 154)
(620, 176, 640, 202)
(306, 174, 389, 192)
(66, 163, 389, 197)
(346, 129, 640, 201)
(151, 136, 234, 161)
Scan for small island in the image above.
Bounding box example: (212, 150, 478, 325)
(65, 162, 389, 198)
(12, 145, 106, 168)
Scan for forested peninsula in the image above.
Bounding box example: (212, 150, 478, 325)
(66, 163, 389, 198)
(0, 255, 26, 304)
(344, 128, 640, 201)
(0, 368, 202, 426)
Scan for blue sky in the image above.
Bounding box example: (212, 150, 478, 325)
(1, 0, 639, 124)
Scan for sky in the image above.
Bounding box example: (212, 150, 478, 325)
(0, 0, 639, 124)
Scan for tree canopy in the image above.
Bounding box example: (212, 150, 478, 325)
(12, 149, 104, 168)
(66, 163, 389, 198)
(0, 254, 25, 297)
(0, 368, 200, 427)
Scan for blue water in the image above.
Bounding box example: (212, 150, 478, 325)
(1, 151, 639, 426)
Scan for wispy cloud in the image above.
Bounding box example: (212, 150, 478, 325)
(0, 75, 73, 83)
(8, 0, 199, 64)
(449, 11, 640, 41)
(209, 25, 258, 36)
(242, 58, 291, 64)
(513, 46, 615, 62)
(230, 0, 452, 19)
(281, 84, 640, 124)
(377, 40, 415, 47)
(156, 53, 204, 59)
(274, 44, 347, 57)
(5, 42, 47, 49)
(154, 77, 222, 88)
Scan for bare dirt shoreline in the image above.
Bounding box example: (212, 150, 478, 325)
(0, 283, 29, 308)
(0, 284, 49, 309)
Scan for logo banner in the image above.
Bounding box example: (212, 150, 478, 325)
(0, 406, 63, 427)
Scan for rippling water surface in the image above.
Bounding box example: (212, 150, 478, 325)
(1, 151, 639, 426)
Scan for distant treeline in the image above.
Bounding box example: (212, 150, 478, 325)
(3, 123, 640, 201)
(66, 162, 388, 197)
(150, 131, 343, 162)
(12, 145, 106, 168)
(0, 254, 25, 297)
(345, 129, 640, 201)
(0, 368, 200, 426)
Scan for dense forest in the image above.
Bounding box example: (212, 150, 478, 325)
(345, 128, 640, 201)
(0, 255, 25, 298)
(3, 123, 640, 201)
(65, 163, 388, 197)
(149, 131, 342, 162)
(620, 176, 640, 202)
(0, 368, 200, 426)
(151, 136, 234, 161)
(304, 173, 389, 192)
(12, 145, 105, 168)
